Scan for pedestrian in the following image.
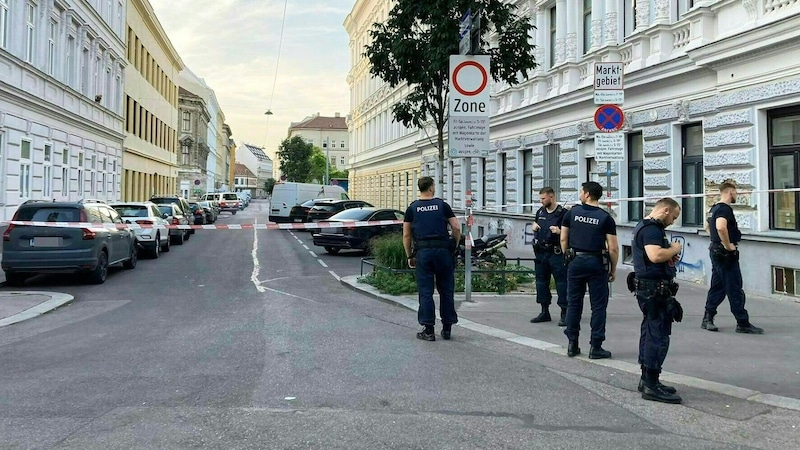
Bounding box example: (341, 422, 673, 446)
(702, 182, 763, 334)
(403, 176, 462, 342)
(631, 198, 684, 404)
(560, 181, 618, 359)
(530, 187, 568, 326)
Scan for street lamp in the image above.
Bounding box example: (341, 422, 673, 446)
(324, 136, 330, 186)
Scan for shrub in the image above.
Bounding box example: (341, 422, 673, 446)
(358, 269, 417, 295)
(369, 232, 406, 269)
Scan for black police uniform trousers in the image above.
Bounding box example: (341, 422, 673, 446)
(534, 248, 567, 309)
(564, 254, 608, 346)
(704, 244, 749, 322)
(415, 246, 458, 327)
(636, 281, 672, 372)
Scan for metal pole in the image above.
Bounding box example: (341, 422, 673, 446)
(325, 137, 330, 185)
(606, 161, 613, 299)
(465, 160, 473, 303)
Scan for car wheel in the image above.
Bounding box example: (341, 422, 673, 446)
(87, 251, 109, 284)
(161, 236, 171, 253)
(185, 230, 191, 240)
(171, 232, 184, 245)
(324, 246, 340, 254)
(123, 244, 138, 269)
(4, 272, 27, 287)
(151, 234, 161, 258)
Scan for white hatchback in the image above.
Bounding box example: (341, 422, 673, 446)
(111, 202, 171, 258)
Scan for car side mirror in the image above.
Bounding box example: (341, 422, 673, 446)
(162, 213, 168, 219)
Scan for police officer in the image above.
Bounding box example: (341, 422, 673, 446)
(632, 198, 683, 404)
(560, 181, 618, 359)
(530, 187, 568, 326)
(702, 182, 764, 334)
(403, 176, 462, 341)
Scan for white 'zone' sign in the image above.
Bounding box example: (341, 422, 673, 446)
(448, 55, 491, 158)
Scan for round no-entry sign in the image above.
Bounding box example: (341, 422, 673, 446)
(594, 104, 625, 132)
(452, 60, 488, 96)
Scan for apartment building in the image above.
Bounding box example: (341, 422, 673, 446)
(0, 0, 127, 220)
(177, 86, 211, 199)
(287, 113, 350, 175)
(122, 0, 183, 201)
(235, 143, 273, 198)
(346, 0, 800, 297)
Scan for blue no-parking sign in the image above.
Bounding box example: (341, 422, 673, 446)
(594, 104, 624, 133)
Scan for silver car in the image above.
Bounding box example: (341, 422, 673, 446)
(111, 202, 171, 258)
(156, 203, 191, 245)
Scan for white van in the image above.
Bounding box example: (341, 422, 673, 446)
(269, 182, 348, 223)
(199, 192, 241, 214)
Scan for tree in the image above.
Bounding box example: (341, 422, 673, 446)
(364, 1, 536, 186)
(309, 148, 327, 184)
(265, 178, 276, 195)
(277, 136, 314, 182)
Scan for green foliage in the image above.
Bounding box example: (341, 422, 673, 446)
(309, 148, 327, 183)
(363, 0, 537, 182)
(369, 233, 407, 269)
(358, 270, 418, 296)
(277, 136, 314, 182)
(455, 263, 532, 295)
(265, 178, 276, 195)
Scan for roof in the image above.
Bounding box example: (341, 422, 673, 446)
(234, 163, 256, 177)
(241, 143, 271, 162)
(289, 115, 347, 131)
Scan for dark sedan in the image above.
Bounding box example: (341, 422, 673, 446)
(312, 207, 404, 254)
(306, 199, 373, 223)
(289, 198, 339, 223)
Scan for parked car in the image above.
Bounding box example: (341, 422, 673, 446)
(188, 202, 206, 225)
(2, 200, 138, 285)
(236, 192, 250, 208)
(288, 198, 339, 223)
(198, 201, 218, 223)
(150, 194, 195, 234)
(156, 203, 191, 245)
(111, 201, 171, 258)
(312, 207, 404, 254)
(307, 200, 374, 223)
(269, 182, 348, 222)
(199, 192, 241, 214)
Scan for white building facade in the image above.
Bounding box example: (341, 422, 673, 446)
(347, 0, 800, 298)
(0, 0, 127, 220)
(235, 143, 273, 198)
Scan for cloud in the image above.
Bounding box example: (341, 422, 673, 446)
(150, 0, 352, 157)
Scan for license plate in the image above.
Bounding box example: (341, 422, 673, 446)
(32, 237, 61, 247)
(294, 219, 302, 222)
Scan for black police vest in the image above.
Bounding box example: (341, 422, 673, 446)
(409, 198, 450, 241)
(632, 219, 675, 280)
(534, 205, 565, 246)
(707, 202, 741, 243)
(567, 204, 610, 252)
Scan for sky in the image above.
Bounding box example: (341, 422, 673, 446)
(150, 0, 354, 162)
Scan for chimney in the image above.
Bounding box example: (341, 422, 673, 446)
(335, 112, 340, 118)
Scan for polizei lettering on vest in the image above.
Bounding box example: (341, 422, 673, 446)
(574, 215, 600, 225)
(453, 98, 487, 113)
(417, 205, 440, 212)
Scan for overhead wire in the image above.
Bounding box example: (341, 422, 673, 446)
(263, 0, 289, 148)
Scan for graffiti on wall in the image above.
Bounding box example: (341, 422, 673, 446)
(523, 223, 535, 246)
(669, 233, 705, 282)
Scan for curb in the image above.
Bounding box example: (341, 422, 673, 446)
(340, 275, 800, 412)
(0, 291, 75, 328)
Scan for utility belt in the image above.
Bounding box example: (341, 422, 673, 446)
(709, 242, 739, 261)
(533, 242, 561, 254)
(628, 277, 679, 297)
(414, 239, 452, 250)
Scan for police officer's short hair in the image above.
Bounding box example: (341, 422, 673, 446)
(653, 197, 680, 211)
(539, 187, 555, 195)
(719, 181, 736, 193)
(418, 176, 434, 192)
(581, 181, 603, 200)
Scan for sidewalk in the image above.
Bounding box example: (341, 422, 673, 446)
(0, 250, 74, 328)
(341, 247, 800, 412)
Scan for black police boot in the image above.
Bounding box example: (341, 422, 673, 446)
(441, 324, 452, 340)
(701, 311, 719, 332)
(588, 345, 612, 359)
(530, 306, 551, 323)
(567, 340, 581, 357)
(736, 321, 764, 334)
(557, 308, 567, 327)
(637, 367, 677, 394)
(416, 325, 435, 341)
(641, 369, 682, 404)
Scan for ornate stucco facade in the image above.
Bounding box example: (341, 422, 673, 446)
(346, 0, 800, 298)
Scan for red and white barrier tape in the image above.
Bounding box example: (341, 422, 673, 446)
(0, 219, 404, 231)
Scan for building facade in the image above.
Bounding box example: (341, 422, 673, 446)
(122, 0, 183, 201)
(233, 163, 258, 194)
(235, 143, 273, 198)
(0, 0, 127, 220)
(177, 87, 210, 199)
(287, 113, 350, 178)
(347, 0, 800, 298)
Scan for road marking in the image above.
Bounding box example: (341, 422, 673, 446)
(318, 260, 328, 268)
(302, 245, 309, 250)
(308, 251, 317, 257)
(329, 271, 340, 281)
(250, 218, 266, 292)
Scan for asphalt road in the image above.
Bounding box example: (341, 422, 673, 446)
(0, 199, 798, 449)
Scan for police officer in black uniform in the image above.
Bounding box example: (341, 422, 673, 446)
(403, 176, 462, 341)
(560, 181, 618, 359)
(702, 182, 763, 334)
(632, 198, 683, 404)
(530, 187, 568, 326)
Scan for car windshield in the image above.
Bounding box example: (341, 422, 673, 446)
(114, 206, 149, 217)
(158, 206, 173, 215)
(15, 207, 81, 222)
(199, 201, 211, 207)
(311, 204, 339, 212)
(300, 199, 317, 207)
(328, 209, 372, 221)
(222, 193, 238, 200)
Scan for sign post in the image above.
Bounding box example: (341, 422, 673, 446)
(449, 54, 490, 303)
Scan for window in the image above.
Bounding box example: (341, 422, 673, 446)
(583, 0, 592, 54)
(340, 157, 345, 165)
(182, 111, 191, 131)
(681, 124, 704, 226)
(48, 19, 58, 76)
(44, 144, 53, 197)
(181, 144, 189, 165)
(66, 35, 76, 87)
(0, 132, 4, 198)
(523, 149, 533, 213)
(768, 107, 800, 231)
(329, 156, 335, 165)
(677, 0, 694, 19)
(81, 47, 90, 95)
(624, 0, 636, 36)
(549, 6, 557, 67)
(340, 141, 345, 148)
(322, 141, 328, 148)
(773, 266, 800, 297)
(627, 132, 644, 222)
(0, 0, 8, 49)
(543, 144, 561, 200)
(498, 152, 507, 209)
(20, 140, 32, 198)
(25, 2, 36, 63)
